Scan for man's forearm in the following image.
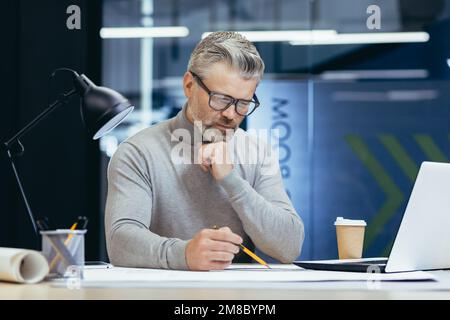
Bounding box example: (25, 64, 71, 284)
(218, 170, 305, 263)
(106, 219, 189, 270)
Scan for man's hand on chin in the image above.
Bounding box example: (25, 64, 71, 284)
(198, 141, 233, 180)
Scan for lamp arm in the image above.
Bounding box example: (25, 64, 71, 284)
(3, 88, 77, 151)
(2, 88, 78, 239)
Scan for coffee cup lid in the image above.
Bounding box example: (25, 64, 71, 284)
(334, 217, 367, 226)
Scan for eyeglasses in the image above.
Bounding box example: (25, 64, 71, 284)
(190, 71, 260, 116)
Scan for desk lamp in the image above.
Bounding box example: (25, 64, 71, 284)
(2, 68, 134, 237)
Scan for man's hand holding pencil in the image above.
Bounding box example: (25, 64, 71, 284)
(185, 226, 242, 271)
(185, 225, 270, 271)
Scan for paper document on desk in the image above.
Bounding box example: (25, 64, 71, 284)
(82, 264, 435, 283)
(225, 263, 302, 271)
(0, 247, 49, 284)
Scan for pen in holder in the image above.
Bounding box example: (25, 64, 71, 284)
(40, 229, 87, 278)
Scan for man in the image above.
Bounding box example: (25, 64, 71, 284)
(105, 31, 304, 271)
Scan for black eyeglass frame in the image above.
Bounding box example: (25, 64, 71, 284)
(190, 71, 260, 116)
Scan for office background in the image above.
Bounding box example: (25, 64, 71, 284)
(1, 0, 449, 262)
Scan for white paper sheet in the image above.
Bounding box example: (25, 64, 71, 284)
(81, 263, 435, 283)
(225, 263, 302, 271)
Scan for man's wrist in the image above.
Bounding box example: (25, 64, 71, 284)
(167, 239, 190, 270)
(217, 169, 249, 200)
(214, 164, 234, 181)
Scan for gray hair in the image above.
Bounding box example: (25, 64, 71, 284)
(187, 31, 265, 82)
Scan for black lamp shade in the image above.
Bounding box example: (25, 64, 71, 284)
(74, 74, 134, 140)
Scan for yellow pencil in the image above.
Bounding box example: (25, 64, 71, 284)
(49, 222, 78, 270)
(64, 222, 78, 244)
(239, 244, 271, 269)
(212, 225, 270, 269)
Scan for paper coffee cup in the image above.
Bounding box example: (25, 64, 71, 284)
(334, 217, 367, 259)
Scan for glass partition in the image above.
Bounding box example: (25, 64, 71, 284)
(100, 0, 450, 260)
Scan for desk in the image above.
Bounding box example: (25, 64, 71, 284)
(2, 270, 450, 299)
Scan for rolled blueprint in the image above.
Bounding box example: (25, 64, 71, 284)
(0, 247, 49, 283)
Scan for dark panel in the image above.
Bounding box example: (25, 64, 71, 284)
(0, 0, 20, 248)
(0, 0, 102, 260)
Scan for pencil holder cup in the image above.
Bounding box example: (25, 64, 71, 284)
(40, 229, 87, 278)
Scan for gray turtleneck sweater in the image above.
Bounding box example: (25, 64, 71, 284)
(105, 106, 304, 270)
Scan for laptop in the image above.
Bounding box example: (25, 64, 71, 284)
(295, 161, 450, 273)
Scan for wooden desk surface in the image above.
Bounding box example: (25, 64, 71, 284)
(0, 283, 450, 300)
(2, 270, 450, 300)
